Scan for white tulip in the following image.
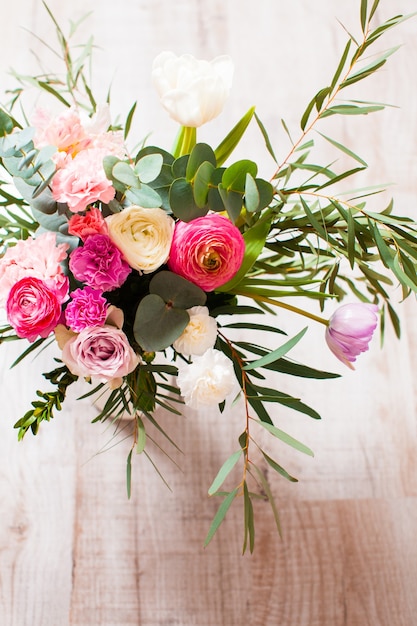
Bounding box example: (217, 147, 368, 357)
(152, 51, 234, 127)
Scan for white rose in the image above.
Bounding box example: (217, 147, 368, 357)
(106, 206, 174, 273)
(177, 348, 236, 408)
(152, 51, 234, 127)
(173, 306, 217, 356)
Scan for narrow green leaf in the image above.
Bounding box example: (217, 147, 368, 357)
(250, 464, 282, 537)
(208, 450, 242, 496)
(124, 101, 137, 140)
(242, 481, 255, 554)
(254, 112, 278, 162)
(255, 419, 315, 457)
(136, 416, 147, 454)
(330, 39, 352, 92)
(317, 131, 367, 167)
(360, 0, 368, 32)
(243, 327, 308, 370)
(261, 450, 298, 482)
(214, 106, 255, 166)
(126, 449, 133, 499)
(204, 488, 239, 547)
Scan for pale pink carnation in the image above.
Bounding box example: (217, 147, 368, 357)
(0, 232, 69, 306)
(6, 276, 68, 342)
(61, 324, 140, 389)
(32, 107, 87, 154)
(65, 287, 108, 332)
(68, 207, 109, 241)
(69, 233, 131, 292)
(51, 147, 116, 213)
(325, 303, 379, 369)
(168, 214, 245, 291)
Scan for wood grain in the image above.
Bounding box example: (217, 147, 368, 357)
(0, 1, 416, 624)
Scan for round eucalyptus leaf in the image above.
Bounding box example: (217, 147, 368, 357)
(135, 153, 163, 183)
(125, 184, 162, 208)
(169, 177, 208, 222)
(186, 143, 216, 181)
(193, 161, 215, 208)
(112, 161, 140, 188)
(222, 159, 258, 192)
(150, 271, 206, 308)
(133, 293, 189, 351)
(244, 172, 260, 213)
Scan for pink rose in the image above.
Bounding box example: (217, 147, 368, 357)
(69, 234, 131, 292)
(168, 214, 245, 291)
(6, 276, 68, 342)
(325, 302, 379, 369)
(51, 147, 115, 213)
(0, 232, 69, 305)
(32, 107, 87, 154)
(65, 287, 108, 332)
(68, 207, 109, 241)
(60, 325, 139, 388)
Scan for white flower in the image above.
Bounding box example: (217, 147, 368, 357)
(177, 348, 235, 408)
(152, 51, 234, 127)
(106, 206, 175, 273)
(173, 306, 217, 356)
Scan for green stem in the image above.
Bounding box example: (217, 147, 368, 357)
(172, 126, 197, 158)
(235, 291, 329, 326)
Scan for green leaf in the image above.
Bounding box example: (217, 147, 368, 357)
(317, 131, 367, 167)
(112, 161, 140, 188)
(242, 481, 255, 554)
(214, 106, 255, 166)
(250, 464, 282, 537)
(243, 327, 308, 370)
(244, 173, 260, 213)
(208, 450, 243, 495)
(135, 153, 163, 183)
(254, 112, 278, 162)
(255, 420, 315, 457)
(193, 161, 215, 208)
(217, 216, 271, 292)
(222, 160, 258, 192)
(133, 293, 189, 351)
(136, 415, 146, 454)
(126, 449, 133, 499)
(149, 270, 206, 308)
(360, 0, 368, 32)
(125, 185, 162, 208)
(185, 143, 216, 180)
(217, 185, 243, 223)
(204, 488, 239, 547)
(329, 39, 352, 92)
(124, 101, 137, 141)
(169, 177, 207, 221)
(261, 450, 298, 482)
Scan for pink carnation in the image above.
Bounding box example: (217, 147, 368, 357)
(69, 234, 131, 292)
(6, 276, 68, 342)
(51, 147, 115, 213)
(0, 232, 69, 306)
(65, 287, 108, 332)
(61, 325, 139, 388)
(325, 303, 379, 369)
(32, 107, 87, 154)
(168, 214, 245, 291)
(68, 207, 109, 241)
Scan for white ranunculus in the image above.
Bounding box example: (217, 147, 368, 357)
(177, 348, 235, 408)
(173, 306, 217, 356)
(106, 206, 175, 273)
(152, 51, 234, 127)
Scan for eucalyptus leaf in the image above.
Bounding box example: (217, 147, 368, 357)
(133, 293, 189, 351)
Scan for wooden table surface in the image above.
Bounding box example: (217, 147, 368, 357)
(1, 1, 416, 624)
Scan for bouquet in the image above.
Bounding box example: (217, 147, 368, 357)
(0, 0, 415, 552)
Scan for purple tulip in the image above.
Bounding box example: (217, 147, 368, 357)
(325, 303, 379, 369)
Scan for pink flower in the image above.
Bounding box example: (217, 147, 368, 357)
(0, 232, 69, 305)
(68, 207, 109, 241)
(6, 276, 68, 342)
(32, 107, 87, 154)
(65, 287, 108, 332)
(60, 324, 139, 389)
(51, 147, 115, 213)
(168, 214, 245, 291)
(69, 233, 131, 292)
(325, 302, 379, 369)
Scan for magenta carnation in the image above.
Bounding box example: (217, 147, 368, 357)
(65, 287, 108, 332)
(325, 302, 379, 369)
(168, 214, 245, 291)
(69, 234, 131, 292)
(6, 276, 67, 342)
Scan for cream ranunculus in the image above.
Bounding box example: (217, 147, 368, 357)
(106, 206, 175, 273)
(176, 348, 236, 408)
(173, 306, 218, 356)
(152, 51, 234, 128)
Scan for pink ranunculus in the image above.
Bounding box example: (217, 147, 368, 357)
(60, 325, 140, 388)
(51, 147, 115, 213)
(69, 233, 131, 292)
(325, 302, 379, 369)
(168, 214, 245, 291)
(65, 287, 108, 332)
(6, 276, 68, 342)
(0, 232, 69, 306)
(68, 207, 109, 241)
